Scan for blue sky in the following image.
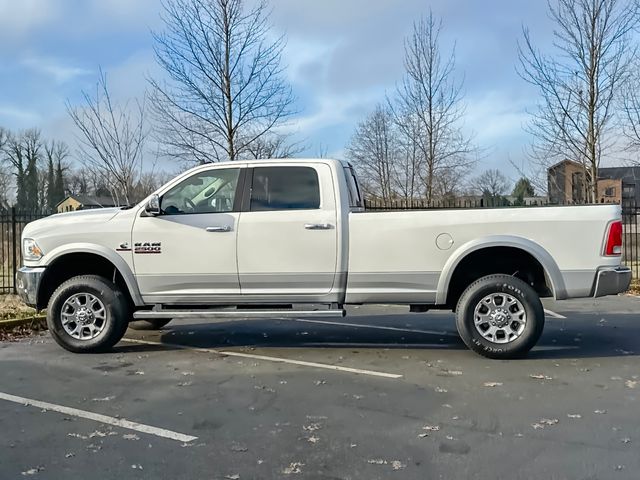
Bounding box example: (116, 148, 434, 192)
(0, 0, 558, 179)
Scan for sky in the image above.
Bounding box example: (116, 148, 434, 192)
(0, 0, 559, 181)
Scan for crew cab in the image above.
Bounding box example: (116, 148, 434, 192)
(16, 159, 631, 358)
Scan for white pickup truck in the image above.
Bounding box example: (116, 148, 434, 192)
(16, 159, 631, 358)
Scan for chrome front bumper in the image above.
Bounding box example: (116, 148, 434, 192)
(15, 266, 46, 307)
(593, 266, 632, 298)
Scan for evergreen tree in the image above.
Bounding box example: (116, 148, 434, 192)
(46, 157, 56, 212)
(512, 178, 535, 206)
(24, 153, 39, 212)
(54, 159, 65, 203)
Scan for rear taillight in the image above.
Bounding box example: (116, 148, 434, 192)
(604, 220, 622, 256)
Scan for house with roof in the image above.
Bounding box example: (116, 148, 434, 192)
(55, 195, 123, 213)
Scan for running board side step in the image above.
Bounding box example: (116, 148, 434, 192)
(133, 309, 346, 320)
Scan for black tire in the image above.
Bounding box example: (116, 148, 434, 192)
(128, 319, 172, 331)
(455, 274, 545, 359)
(47, 275, 130, 353)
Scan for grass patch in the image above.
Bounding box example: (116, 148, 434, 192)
(0, 295, 45, 341)
(628, 279, 640, 296)
(0, 294, 37, 320)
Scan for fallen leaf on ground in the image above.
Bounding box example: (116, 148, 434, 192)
(283, 462, 304, 474)
(539, 418, 559, 426)
(422, 425, 440, 431)
(21, 466, 44, 476)
(303, 423, 322, 432)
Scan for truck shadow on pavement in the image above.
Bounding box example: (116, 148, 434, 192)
(119, 314, 639, 360)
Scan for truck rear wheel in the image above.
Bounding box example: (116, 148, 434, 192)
(455, 274, 544, 359)
(47, 275, 130, 353)
(128, 319, 172, 331)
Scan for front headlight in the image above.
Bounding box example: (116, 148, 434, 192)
(23, 238, 44, 261)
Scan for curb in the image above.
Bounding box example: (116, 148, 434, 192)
(0, 315, 47, 330)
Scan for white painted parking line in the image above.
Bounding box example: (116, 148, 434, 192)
(123, 338, 403, 379)
(544, 309, 567, 319)
(0, 391, 198, 443)
(287, 318, 459, 337)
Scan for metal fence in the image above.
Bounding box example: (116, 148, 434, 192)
(0, 203, 638, 294)
(1, 209, 49, 293)
(622, 205, 640, 280)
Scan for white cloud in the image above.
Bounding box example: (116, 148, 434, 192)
(0, 105, 41, 125)
(21, 56, 93, 84)
(0, 0, 57, 37)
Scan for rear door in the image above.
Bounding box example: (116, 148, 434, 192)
(237, 164, 338, 296)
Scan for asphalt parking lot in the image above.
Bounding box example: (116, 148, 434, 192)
(1, 296, 639, 479)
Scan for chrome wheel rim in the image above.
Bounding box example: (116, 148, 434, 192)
(61, 293, 107, 341)
(473, 293, 527, 344)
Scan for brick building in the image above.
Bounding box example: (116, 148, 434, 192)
(547, 160, 640, 206)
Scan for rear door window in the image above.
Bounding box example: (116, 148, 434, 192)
(249, 167, 320, 211)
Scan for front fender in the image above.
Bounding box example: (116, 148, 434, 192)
(435, 235, 567, 304)
(41, 243, 144, 306)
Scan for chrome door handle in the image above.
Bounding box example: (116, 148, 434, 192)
(304, 223, 333, 230)
(206, 225, 232, 233)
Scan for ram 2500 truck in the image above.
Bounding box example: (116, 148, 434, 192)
(16, 159, 631, 358)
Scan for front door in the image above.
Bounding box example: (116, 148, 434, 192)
(132, 167, 243, 302)
(237, 164, 338, 296)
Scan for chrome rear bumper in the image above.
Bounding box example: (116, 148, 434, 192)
(15, 266, 45, 307)
(593, 267, 632, 298)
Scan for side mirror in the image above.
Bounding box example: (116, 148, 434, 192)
(144, 194, 161, 216)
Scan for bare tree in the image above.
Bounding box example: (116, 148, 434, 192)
(391, 110, 424, 201)
(0, 128, 11, 208)
(472, 169, 511, 198)
(519, 0, 640, 203)
(243, 132, 305, 159)
(4, 129, 42, 212)
(393, 10, 476, 204)
(621, 61, 640, 156)
(67, 70, 147, 204)
(150, 0, 296, 164)
(44, 140, 69, 210)
(346, 104, 398, 204)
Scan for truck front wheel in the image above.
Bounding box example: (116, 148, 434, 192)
(47, 275, 130, 353)
(455, 274, 545, 359)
